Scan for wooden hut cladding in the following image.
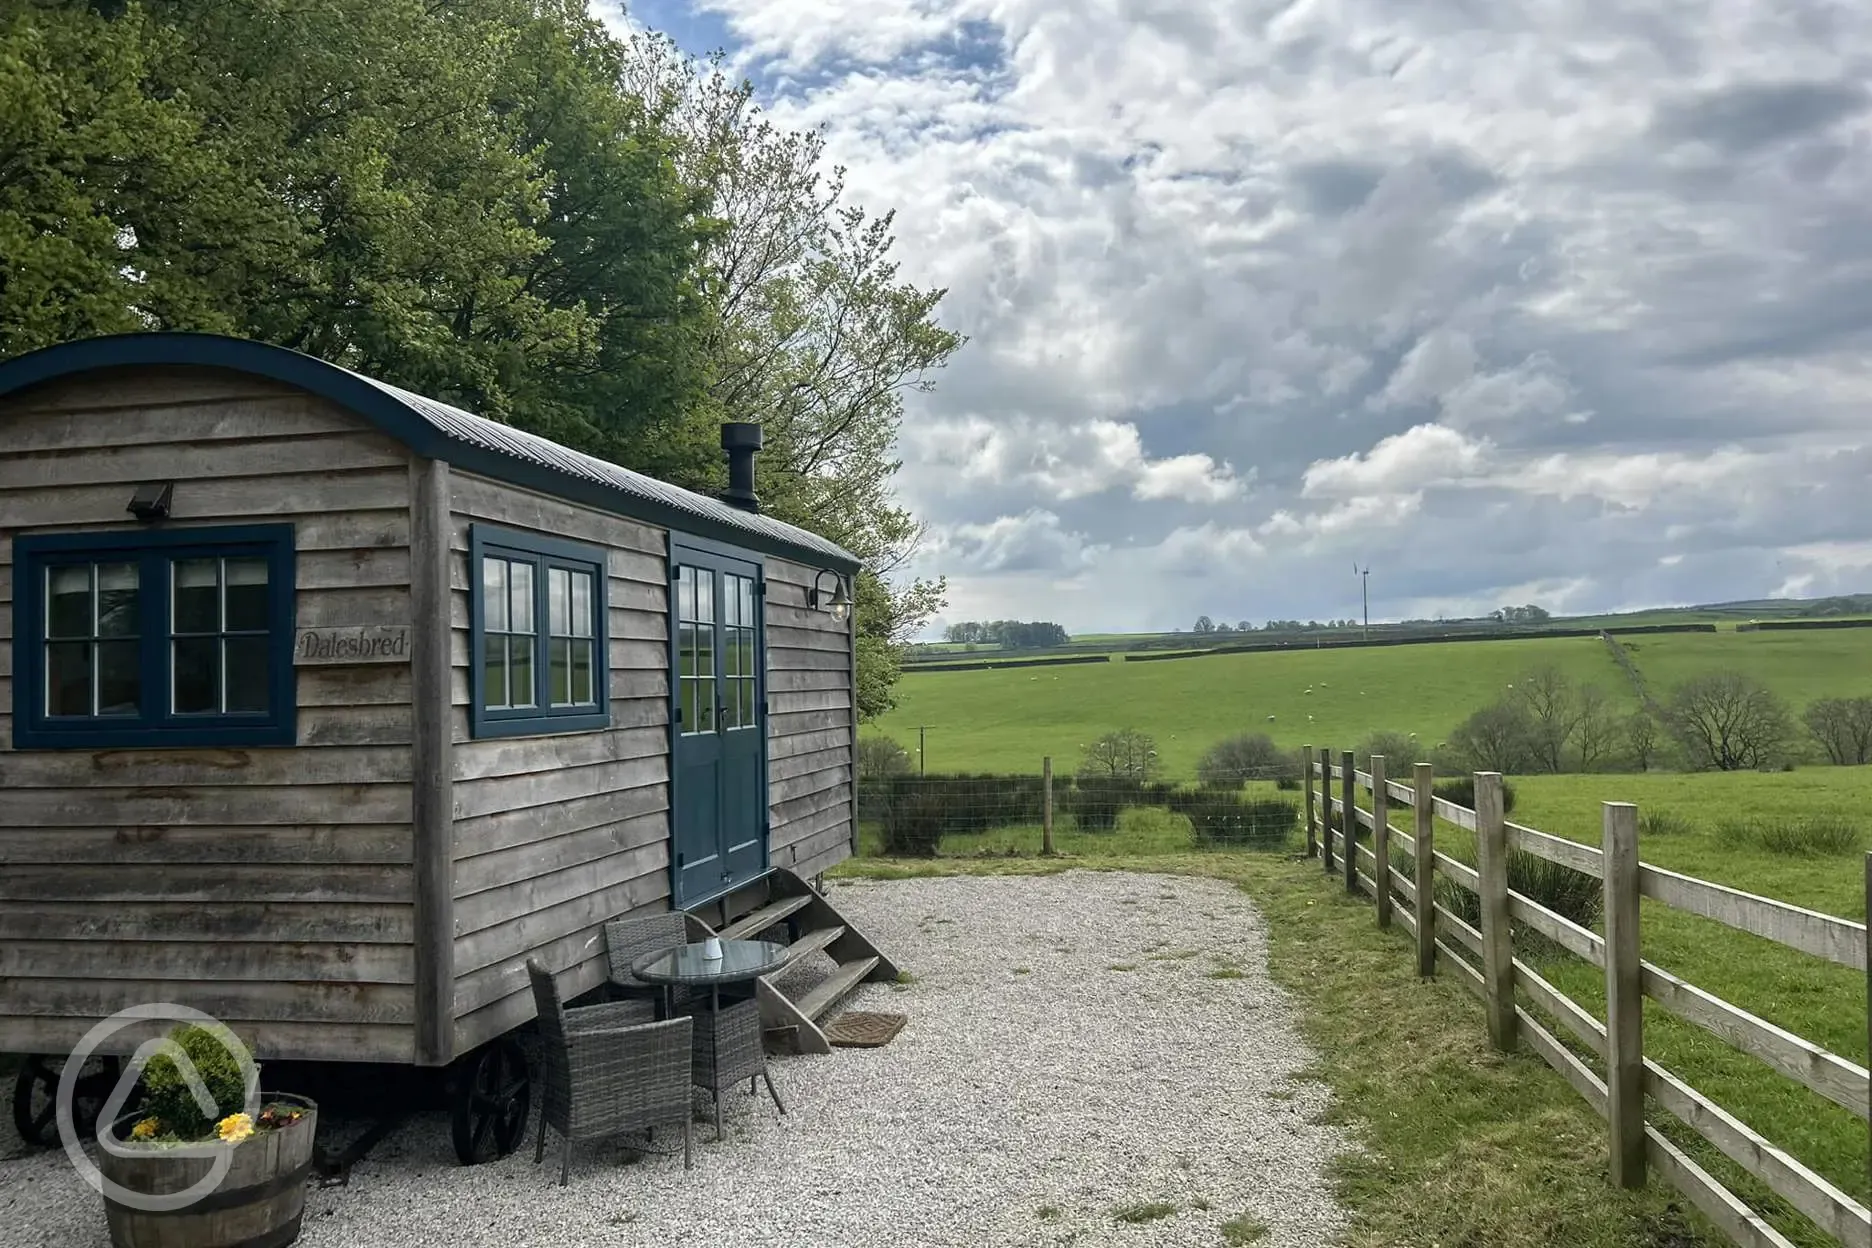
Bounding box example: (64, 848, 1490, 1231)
(0, 333, 863, 1070)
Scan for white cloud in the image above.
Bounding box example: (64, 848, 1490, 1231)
(1301, 424, 1490, 498)
(618, 0, 1872, 633)
(904, 415, 1245, 502)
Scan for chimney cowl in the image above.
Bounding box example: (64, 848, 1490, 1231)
(719, 422, 762, 513)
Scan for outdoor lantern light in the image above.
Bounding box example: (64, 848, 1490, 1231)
(813, 569, 852, 621)
(126, 481, 173, 522)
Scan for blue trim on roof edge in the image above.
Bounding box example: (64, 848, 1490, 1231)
(0, 333, 863, 573)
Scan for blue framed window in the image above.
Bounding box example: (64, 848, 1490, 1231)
(469, 525, 609, 738)
(12, 525, 297, 748)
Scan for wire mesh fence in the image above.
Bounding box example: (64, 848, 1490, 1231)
(854, 766, 1308, 858)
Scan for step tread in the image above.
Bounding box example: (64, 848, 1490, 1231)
(795, 955, 881, 1021)
(719, 895, 814, 941)
(782, 924, 846, 965)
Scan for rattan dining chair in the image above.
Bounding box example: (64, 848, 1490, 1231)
(603, 914, 696, 1017)
(526, 958, 694, 1185)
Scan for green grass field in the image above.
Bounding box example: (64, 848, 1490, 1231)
(848, 766, 1872, 1246)
(876, 635, 1635, 773)
(874, 628, 1872, 775)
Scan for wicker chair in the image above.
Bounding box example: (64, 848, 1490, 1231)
(603, 914, 696, 1017)
(526, 958, 694, 1185)
(691, 996, 786, 1140)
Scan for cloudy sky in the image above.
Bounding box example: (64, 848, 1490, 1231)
(607, 0, 1872, 638)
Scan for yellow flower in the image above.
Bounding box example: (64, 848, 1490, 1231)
(130, 1118, 160, 1141)
(216, 1113, 255, 1145)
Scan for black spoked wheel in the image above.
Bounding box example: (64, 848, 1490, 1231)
(449, 1037, 531, 1166)
(12, 1054, 123, 1147)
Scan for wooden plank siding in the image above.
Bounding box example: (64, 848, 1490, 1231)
(443, 472, 674, 1052)
(0, 369, 419, 1064)
(764, 556, 855, 876)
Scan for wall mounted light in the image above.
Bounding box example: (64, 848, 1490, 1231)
(812, 569, 852, 621)
(126, 481, 173, 522)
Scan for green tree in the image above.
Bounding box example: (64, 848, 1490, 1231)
(622, 34, 959, 716)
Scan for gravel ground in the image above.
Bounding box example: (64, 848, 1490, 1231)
(0, 870, 1353, 1248)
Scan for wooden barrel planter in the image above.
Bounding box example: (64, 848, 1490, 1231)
(98, 1094, 318, 1248)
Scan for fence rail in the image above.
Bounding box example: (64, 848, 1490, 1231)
(1301, 744, 1872, 1248)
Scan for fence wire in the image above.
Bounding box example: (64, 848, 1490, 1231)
(855, 767, 1306, 855)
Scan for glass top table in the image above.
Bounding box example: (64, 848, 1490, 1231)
(632, 940, 789, 989)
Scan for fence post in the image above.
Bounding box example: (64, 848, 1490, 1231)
(1302, 746, 1317, 860)
(1320, 746, 1335, 874)
(1372, 755, 1391, 928)
(1042, 757, 1055, 856)
(1413, 762, 1435, 977)
(1604, 801, 1644, 1188)
(1474, 771, 1517, 1051)
(1341, 750, 1357, 896)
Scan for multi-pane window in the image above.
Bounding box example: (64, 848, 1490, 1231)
(675, 561, 761, 736)
(469, 526, 608, 738)
(722, 573, 757, 731)
(14, 525, 295, 748)
(172, 557, 272, 715)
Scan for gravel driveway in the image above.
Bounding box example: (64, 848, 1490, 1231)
(0, 870, 1352, 1248)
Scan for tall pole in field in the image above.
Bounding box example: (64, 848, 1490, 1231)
(917, 725, 932, 775)
(1355, 564, 1370, 642)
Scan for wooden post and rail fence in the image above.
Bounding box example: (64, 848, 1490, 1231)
(1299, 744, 1872, 1248)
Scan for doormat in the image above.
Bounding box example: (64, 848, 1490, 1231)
(824, 1011, 908, 1048)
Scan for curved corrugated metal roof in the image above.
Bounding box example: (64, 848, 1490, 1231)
(0, 333, 863, 571)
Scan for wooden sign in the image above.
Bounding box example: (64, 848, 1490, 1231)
(294, 625, 411, 666)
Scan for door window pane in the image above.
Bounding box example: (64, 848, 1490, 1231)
(741, 678, 757, 725)
(740, 578, 754, 629)
(224, 559, 269, 631)
(46, 642, 92, 716)
(695, 678, 715, 732)
(695, 571, 714, 624)
(173, 559, 219, 633)
(224, 638, 269, 713)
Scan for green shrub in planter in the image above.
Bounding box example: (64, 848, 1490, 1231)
(138, 1023, 252, 1141)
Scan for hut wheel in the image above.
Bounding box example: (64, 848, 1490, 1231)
(11, 1054, 124, 1147)
(449, 1036, 532, 1165)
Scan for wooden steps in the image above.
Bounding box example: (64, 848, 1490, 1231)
(684, 868, 898, 1056)
(720, 895, 813, 942)
(796, 955, 879, 1022)
(782, 924, 845, 965)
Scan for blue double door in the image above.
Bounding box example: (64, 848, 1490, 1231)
(670, 542, 768, 909)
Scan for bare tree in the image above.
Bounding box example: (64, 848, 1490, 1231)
(1626, 711, 1660, 771)
(1079, 729, 1161, 780)
(1448, 701, 1537, 773)
(1511, 665, 1582, 773)
(1802, 696, 1872, 765)
(1668, 672, 1792, 771)
(1573, 683, 1617, 772)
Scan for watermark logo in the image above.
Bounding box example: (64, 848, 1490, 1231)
(59, 1004, 260, 1213)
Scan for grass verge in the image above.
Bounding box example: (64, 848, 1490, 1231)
(831, 846, 1717, 1248)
